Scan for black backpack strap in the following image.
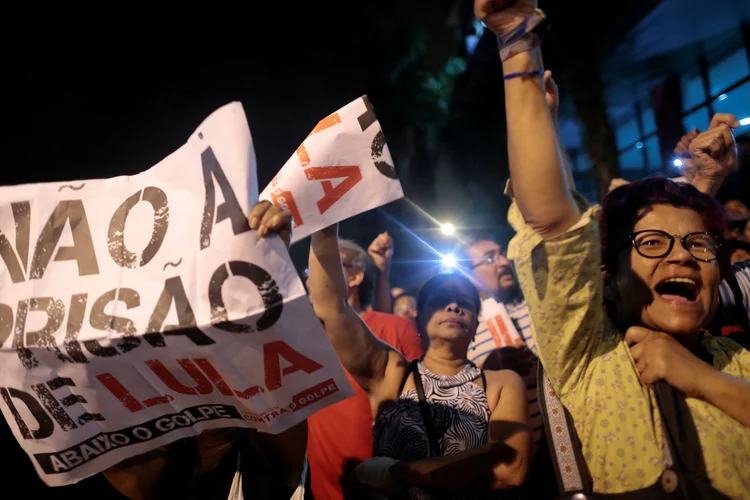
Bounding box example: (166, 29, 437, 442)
(398, 360, 415, 395)
(653, 381, 705, 496)
(412, 360, 442, 458)
(537, 362, 592, 495)
(654, 343, 733, 498)
(653, 376, 730, 499)
(469, 360, 487, 391)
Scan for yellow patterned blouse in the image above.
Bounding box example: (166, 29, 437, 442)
(506, 195, 750, 498)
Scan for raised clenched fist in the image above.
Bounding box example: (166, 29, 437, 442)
(688, 113, 739, 185)
(367, 232, 393, 274)
(475, 0, 537, 38)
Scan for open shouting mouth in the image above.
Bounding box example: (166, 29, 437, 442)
(654, 276, 701, 306)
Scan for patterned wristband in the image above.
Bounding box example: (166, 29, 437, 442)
(497, 8, 547, 62)
(503, 70, 544, 81)
(500, 33, 542, 62)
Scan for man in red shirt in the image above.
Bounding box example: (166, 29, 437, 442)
(306, 238, 423, 500)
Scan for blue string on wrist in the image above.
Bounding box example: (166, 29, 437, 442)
(503, 70, 544, 80)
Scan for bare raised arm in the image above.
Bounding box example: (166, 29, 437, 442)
(545, 70, 576, 193)
(476, 0, 580, 238)
(504, 51, 580, 238)
(308, 225, 407, 395)
(368, 232, 394, 313)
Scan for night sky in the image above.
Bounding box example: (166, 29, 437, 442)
(0, 5, 382, 496)
(2, 8, 374, 189)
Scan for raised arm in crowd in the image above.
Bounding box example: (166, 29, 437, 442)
(308, 223, 531, 496)
(478, 0, 750, 497)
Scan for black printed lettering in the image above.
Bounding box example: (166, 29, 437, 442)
(199, 147, 250, 250)
(358, 95, 377, 131)
(32, 383, 77, 431)
(12, 300, 36, 369)
(33, 404, 244, 474)
(43, 376, 105, 427)
(371, 129, 397, 179)
(88, 289, 141, 355)
(12, 202, 31, 271)
(23, 298, 72, 364)
(64, 294, 89, 363)
(144, 276, 215, 347)
(0, 303, 13, 348)
(0, 231, 25, 284)
(208, 261, 283, 333)
(29, 200, 99, 280)
(0, 202, 31, 284)
(107, 187, 169, 268)
(0, 387, 54, 439)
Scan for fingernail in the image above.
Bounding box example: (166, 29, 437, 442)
(249, 216, 259, 229)
(258, 224, 267, 236)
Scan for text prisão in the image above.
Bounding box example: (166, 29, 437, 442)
(0, 146, 323, 444)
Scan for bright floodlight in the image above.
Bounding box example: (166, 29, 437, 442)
(740, 117, 750, 126)
(673, 159, 683, 167)
(442, 254, 456, 268)
(441, 223, 456, 236)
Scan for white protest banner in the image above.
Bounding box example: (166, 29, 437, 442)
(260, 95, 403, 243)
(0, 102, 353, 486)
(480, 298, 524, 348)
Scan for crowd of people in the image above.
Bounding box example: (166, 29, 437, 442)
(7, 0, 750, 498)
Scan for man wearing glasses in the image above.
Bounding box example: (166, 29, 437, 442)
(455, 233, 539, 419)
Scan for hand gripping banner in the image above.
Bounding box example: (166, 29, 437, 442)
(260, 95, 404, 243)
(0, 102, 354, 486)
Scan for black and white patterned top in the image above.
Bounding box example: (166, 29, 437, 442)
(372, 361, 498, 500)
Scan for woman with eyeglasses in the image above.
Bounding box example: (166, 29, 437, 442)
(477, 0, 750, 498)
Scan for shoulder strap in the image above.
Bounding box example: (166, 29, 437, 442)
(398, 360, 415, 395)
(412, 360, 442, 458)
(468, 360, 487, 391)
(537, 362, 592, 495)
(654, 342, 715, 482)
(655, 388, 733, 500)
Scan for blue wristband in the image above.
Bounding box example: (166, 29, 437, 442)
(503, 70, 544, 80)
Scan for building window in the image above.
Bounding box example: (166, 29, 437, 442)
(615, 119, 640, 150)
(612, 103, 661, 177)
(566, 151, 597, 200)
(641, 107, 656, 135)
(681, 74, 705, 111)
(619, 145, 644, 173)
(708, 47, 750, 98)
(644, 136, 662, 172)
(680, 44, 750, 136)
(682, 106, 711, 134)
(713, 80, 750, 135)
